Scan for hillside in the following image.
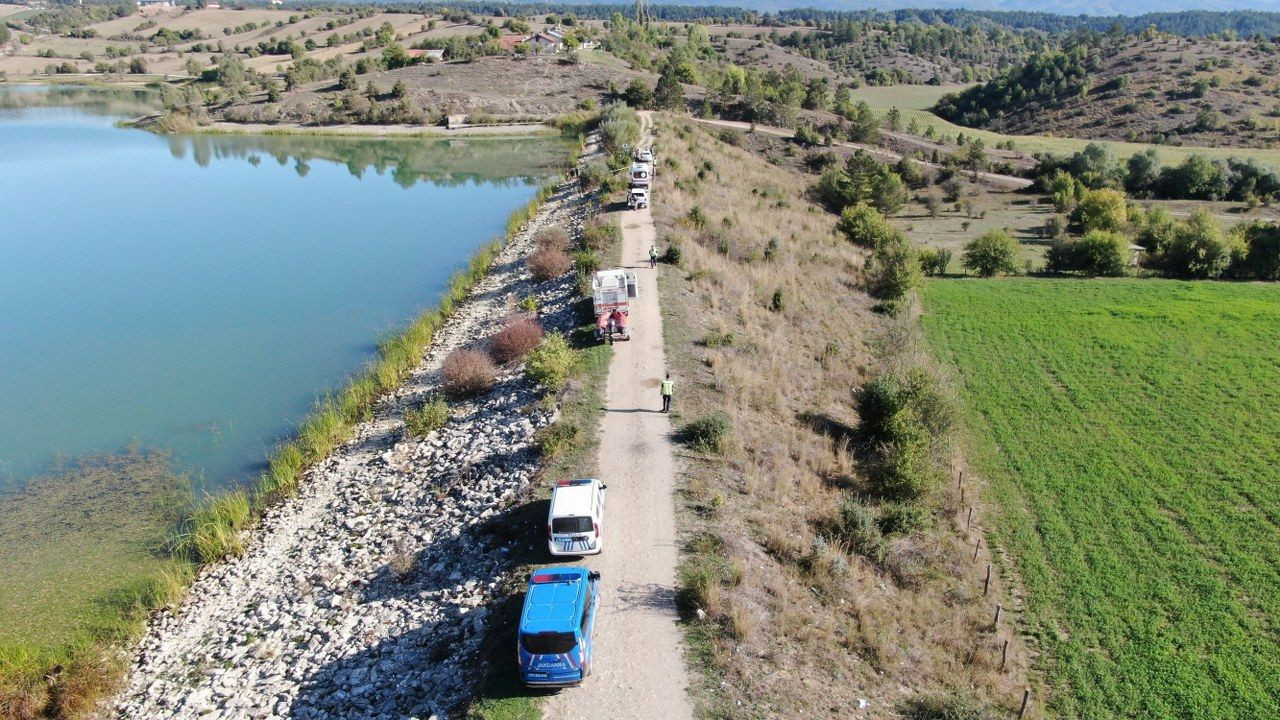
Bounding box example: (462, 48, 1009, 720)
(934, 32, 1280, 149)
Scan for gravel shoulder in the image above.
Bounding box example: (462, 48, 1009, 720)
(541, 111, 693, 720)
(113, 168, 589, 720)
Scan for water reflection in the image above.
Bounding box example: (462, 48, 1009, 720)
(164, 132, 569, 188)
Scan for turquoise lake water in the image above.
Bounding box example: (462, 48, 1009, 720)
(0, 87, 566, 497)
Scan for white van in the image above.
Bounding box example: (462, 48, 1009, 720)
(547, 478, 606, 556)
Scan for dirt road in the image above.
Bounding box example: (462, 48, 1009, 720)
(542, 111, 693, 720)
(693, 116, 1034, 191)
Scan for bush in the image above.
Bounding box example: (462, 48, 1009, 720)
(878, 501, 930, 535)
(855, 367, 955, 449)
(918, 247, 952, 276)
(528, 247, 572, 281)
(867, 408, 935, 501)
(900, 694, 999, 720)
(441, 349, 497, 398)
(867, 233, 922, 301)
(961, 230, 1020, 277)
(525, 333, 575, 389)
(662, 241, 682, 265)
(581, 219, 619, 252)
(679, 413, 731, 453)
(1045, 230, 1128, 277)
(404, 396, 449, 436)
(489, 316, 543, 364)
(839, 498, 884, 561)
(770, 289, 786, 312)
(572, 250, 601, 278)
(535, 227, 571, 252)
(535, 420, 579, 457)
(837, 202, 897, 249)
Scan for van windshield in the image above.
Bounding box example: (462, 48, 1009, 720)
(521, 631, 577, 655)
(552, 516, 593, 534)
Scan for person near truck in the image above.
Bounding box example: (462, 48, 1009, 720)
(660, 373, 674, 413)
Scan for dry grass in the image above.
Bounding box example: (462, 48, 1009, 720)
(441, 349, 498, 398)
(488, 315, 544, 364)
(654, 116, 1031, 718)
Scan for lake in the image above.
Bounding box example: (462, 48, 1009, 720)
(0, 86, 569, 648)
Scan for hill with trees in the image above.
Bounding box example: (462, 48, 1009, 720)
(934, 29, 1280, 148)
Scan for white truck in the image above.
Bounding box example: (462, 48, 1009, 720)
(592, 268, 638, 343)
(629, 162, 652, 188)
(627, 187, 649, 210)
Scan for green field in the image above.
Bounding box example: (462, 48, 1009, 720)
(921, 279, 1280, 719)
(849, 84, 1280, 167)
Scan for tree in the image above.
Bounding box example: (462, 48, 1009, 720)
(1045, 231, 1127, 276)
(391, 79, 408, 99)
(1238, 221, 1280, 280)
(1047, 169, 1080, 213)
(129, 57, 147, 74)
(622, 78, 653, 109)
(653, 63, 684, 111)
(1165, 210, 1233, 278)
(885, 106, 902, 131)
(962, 230, 1020, 277)
(1070, 188, 1128, 233)
(866, 232, 921, 302)
(383, 43, 411, 70)
(1125, 149, 1160, 196)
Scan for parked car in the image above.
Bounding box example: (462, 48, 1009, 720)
(518, 567, 602, 687)
(634, 147, 654, 163)
(547, 478, 606, 556)
(628, 188, 649, 210)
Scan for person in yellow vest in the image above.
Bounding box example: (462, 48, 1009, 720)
(660, 373, 674, 413)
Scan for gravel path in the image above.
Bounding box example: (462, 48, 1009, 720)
(113, 163, 591, 720)
(542, 111, 693, 720)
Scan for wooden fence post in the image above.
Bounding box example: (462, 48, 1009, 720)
(973, 537, 982, 561)
(994, 603, 1003, 631)
(967, 506, 974, 530)
(1001, 639, 1010, 671)
(984, 563, 992, 596)
(1018, 688, 1031, 719)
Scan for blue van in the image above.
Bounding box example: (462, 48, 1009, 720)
(517, 567, 601, 687)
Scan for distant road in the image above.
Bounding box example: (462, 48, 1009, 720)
(692, 117, 1035, 192)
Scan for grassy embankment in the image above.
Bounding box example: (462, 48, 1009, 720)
(922, 279, 1280, 719)
(0, 143, 575, 720)
(650, 116, 1029, 718)
(848, 84, 1280, 167)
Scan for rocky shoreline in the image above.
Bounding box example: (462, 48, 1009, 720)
(113, 154, 593, 720)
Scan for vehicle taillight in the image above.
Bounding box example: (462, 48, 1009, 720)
(593, 521, 599, 535)
(547, 523, 553, 537)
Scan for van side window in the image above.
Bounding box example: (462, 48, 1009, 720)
(580, 603, 591, 633)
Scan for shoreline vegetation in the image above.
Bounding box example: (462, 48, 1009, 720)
(0, 120, 587, 719)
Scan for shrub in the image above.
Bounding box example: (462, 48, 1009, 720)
(525, 333, 575, 388)
(700, 331, 735, 348)
(868, 408, 934, 501)
(528, 247, 572, 281)
(770, 289, 786, 312)
(441, 349, 497, 398)
(855, 367, 955, 450)
(837, 202, 896, 249)
(918, 247, 952, 276)
(900, 694, 998, 720)
(535, 420, 579, 457)
(867, 233, 922, 301)
(404, 396, 450, 436)
(1045, 230, 1128, 277)
(663, 241, 682, 265)
(679, 413, 732, 453)
(535, 227, 571, 252)
(878, 501, 930, 535)
(839, 498, 884, 561)
(961, 230, 1020, 277)
(489, 316, 544, 363)
(572, 250, 601, 278)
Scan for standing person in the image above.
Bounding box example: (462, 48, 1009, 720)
(649, 245, 658, 269)
(660, 373, 674, 413)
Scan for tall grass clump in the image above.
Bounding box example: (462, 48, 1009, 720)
(404, 396, 450, 436)
(176, 491, 252, 563)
